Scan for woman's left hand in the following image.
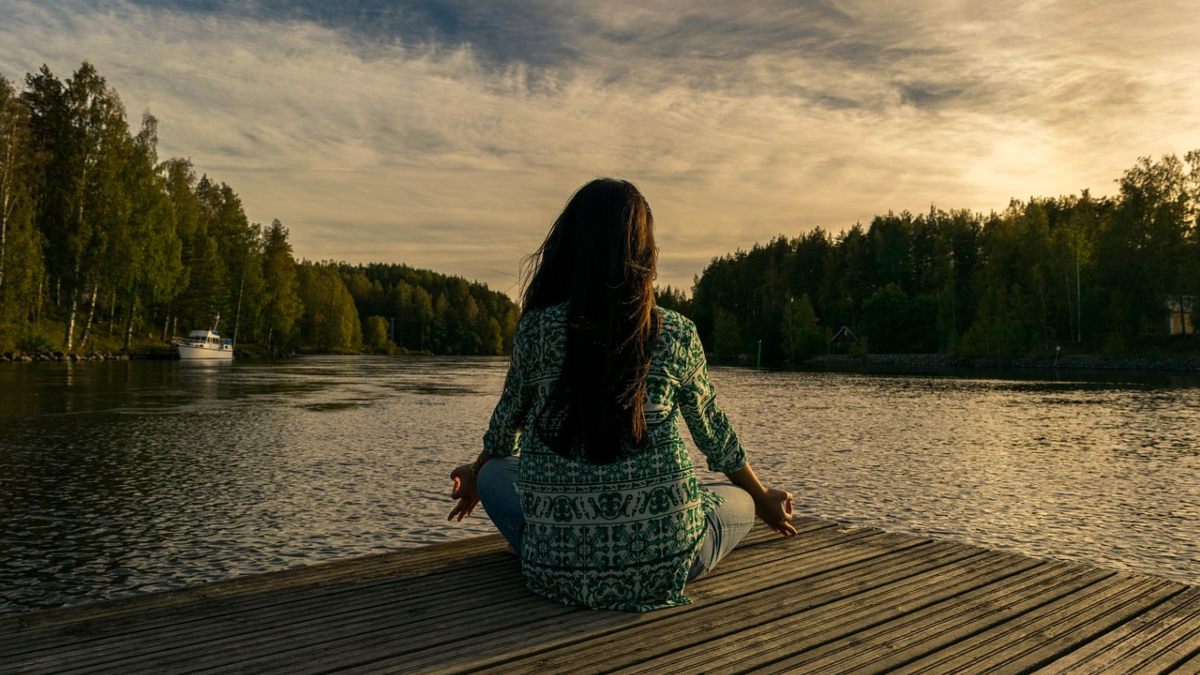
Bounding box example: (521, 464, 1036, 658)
(752, 487, 797, 537)
(447, 463, 480, 521)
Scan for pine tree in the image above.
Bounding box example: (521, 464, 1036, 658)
(261, 219, 302, 353)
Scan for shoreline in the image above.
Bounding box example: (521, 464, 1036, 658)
(803, 352, 1200, 373)
(0, 347, 299, 363)
(7, 349, 1200, 374)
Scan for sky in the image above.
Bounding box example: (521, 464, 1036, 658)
(1, 1, 1198, 297)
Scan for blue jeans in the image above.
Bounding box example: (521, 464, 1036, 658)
(476, 456, 756, 581)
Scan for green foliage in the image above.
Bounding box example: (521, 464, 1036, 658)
(848, 336, 869, 358)
(363, 315, 395, 354)
(335, 262, 518, 355)
(0, 62, 519, 356)
(712, 307, 743, 360)
(654, 285, 691, 315)
(780, 294, 823, 361)
(0, 74, 44, 329)
(297, 262, 362, 353)
(16, 329, 55, 353)
(4, 61, 1196, 361)
(858, 285, 939, 354)
(261, 219, 303, 351)
(861, 284, 910, 353)
(687, 156, 1200, 362)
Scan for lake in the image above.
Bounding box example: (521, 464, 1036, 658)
(1, 357, 1198, 612)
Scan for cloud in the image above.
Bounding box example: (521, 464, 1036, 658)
(1, 0, 1198, 295)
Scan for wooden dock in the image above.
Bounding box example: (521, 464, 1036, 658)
(3, 518, 1199, 673)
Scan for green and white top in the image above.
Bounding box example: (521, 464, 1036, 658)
(483, 304, 747, 611)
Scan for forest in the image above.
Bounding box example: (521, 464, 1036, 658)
(0, 63, 519, 357)
(671, 151, 1200, 363)
(3, 62, 1197, 364)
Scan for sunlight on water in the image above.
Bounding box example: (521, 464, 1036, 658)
(1, 357, 1198, 612)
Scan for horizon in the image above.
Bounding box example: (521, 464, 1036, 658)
(2, 1, 1198, 297)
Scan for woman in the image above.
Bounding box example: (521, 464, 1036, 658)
(448, 178, 795, 612)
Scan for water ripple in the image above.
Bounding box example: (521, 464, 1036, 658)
(0, 357, 1198, 612)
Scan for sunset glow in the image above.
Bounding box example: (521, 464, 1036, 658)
(2, 0, 1198, 294)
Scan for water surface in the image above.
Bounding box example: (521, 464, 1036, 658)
(1, 357, 1197, 612)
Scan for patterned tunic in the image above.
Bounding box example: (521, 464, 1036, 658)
(482, 304, 747, 611)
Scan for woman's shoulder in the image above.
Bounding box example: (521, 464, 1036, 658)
(517, 304, 693, 347)
(656, 307, 698, 341)
(517, 303, 568, 329)
(653, 309, 700, 368)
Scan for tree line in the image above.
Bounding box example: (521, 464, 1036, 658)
(671, 153, 1200, 362)
(0, 62, 519, 356)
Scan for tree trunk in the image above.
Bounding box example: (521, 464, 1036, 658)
(78, 283, 100, 349)
(0, 122, 15, 290)
(107, 289, 117, 336)
(66, 160, 89, 350)
(162, 310, 171, 342)
(0, 190, 7, 291)
(1180, 292, 1189, 336)
(34, 275, 44, 324)
(232, 272, 245, 347)
(64, 288, 78, 351)
(123, 304, 136, 352)
(266, 326, 273, 357)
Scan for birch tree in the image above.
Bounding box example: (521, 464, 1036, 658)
(0, 75, 42, 330)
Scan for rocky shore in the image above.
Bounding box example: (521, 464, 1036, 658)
(806, 353, 1200, 372)
(2, 346, 298, 362)
(1, 350, 132, 363)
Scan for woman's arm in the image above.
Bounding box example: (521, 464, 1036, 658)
(726, 462, 797, 536)
(677, 323, 796, 536)
(449, 316, 531, 521)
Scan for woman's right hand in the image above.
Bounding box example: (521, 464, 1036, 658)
(447, 463, 481, 522)
(753, 487, 797, 536)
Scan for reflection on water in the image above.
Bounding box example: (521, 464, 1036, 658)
(1, 357, 1198, 612)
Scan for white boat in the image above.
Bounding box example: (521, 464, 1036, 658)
(174, 329, 234, 361)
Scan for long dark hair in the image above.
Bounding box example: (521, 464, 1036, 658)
(522, 178, 662, 464)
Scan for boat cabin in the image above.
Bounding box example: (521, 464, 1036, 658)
(184, 330, 232, 348)
(187, 330, 221, 345)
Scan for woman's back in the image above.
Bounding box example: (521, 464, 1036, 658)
(451, 178, 794, 613)
(483, 303, 747, 611)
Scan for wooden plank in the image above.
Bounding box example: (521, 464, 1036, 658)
(216, 531, 921, 674)
(741, 518, 837, 546)
(1007, 579, 1186, 673)
(221, 533, 933, 674)
(388, 539, 956, 674)
(4, 518, 1197, 675)
(3, 519, 826, 660)
(29, 524, 863, 674)
(619, 550, 1040, 675)
(17, 566, 535, 673)
(1170, 649, 1200, 674)
(9, 571, 537, 673)
(0, 534, 509, 636)
(1, 553, 517, 659)
(893, 575, 1185, 673)
(2, 521, 805, 663)
(1036, 586, 1200, 674)
(755, 562, 1108, 674)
